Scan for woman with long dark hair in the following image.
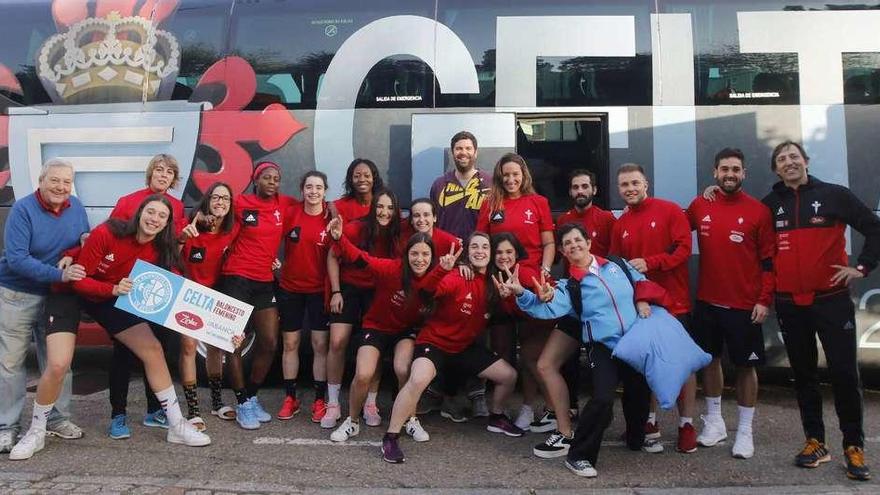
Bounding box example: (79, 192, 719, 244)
(380, 232, 522, 464)
(323, 189, 402, 428)
(276, 171, 332, 421)
(10, 196, 210, 460)
(219, 162, 297, 430)
(476, 153, 556, 430)
(177, 182, 239, 429)
(326, 216, 461, 442)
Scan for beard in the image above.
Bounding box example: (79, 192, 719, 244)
(574, 195, 592, 208)
(716, 178, 742, 194)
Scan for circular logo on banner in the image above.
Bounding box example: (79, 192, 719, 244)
(129, 271, 173, 314)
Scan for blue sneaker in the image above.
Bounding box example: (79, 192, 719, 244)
(143, 410, 169, 429)
(108, 414, 131, 440)
(236, 401, 260, 430)
(250, 397, 272, 423)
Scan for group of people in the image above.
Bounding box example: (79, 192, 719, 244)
(0, 131, 876, 483)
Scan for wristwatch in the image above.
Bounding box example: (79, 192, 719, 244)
(856, 264, 869, 276)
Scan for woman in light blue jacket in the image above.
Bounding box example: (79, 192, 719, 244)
(494, 223, 666, 479)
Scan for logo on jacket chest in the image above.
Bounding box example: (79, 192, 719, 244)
(524, 209, 535, 225)
(188, 247, 206, 263)
(288, 226, 301, 242)
(243, 209, 259, 227)
(491, 210, 505, 223)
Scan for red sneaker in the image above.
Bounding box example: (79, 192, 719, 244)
(645, 421, 661, 440)
(277, 396, 300, 420)
(677, 423, 697, 453)
(311, 399, 327, 423)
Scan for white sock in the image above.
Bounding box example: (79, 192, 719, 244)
(737, 405, 755, 434)
(705, 396, 722, 418)
(366, 392, 377, 407)
(647, 412, 657, 425)
(520, 404, 534, 416)
(30, 401, 53, 432)
(328, 383, 341, 405)
(679, 416, 693, 428)
(155, 386, 185, 426)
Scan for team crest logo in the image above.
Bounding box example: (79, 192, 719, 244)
(128, 271, 173, 315)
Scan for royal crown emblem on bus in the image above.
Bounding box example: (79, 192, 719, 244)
(1, 0, 304, 205)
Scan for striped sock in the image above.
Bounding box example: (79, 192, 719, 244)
(155, 386, 184, 426)
(31, 401, 53, 432)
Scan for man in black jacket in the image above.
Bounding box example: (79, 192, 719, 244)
(762, 140, 880, 481)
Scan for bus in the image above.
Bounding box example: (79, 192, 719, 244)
(1, 0, 879, 370)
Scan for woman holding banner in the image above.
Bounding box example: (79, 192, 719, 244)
(178, 182, 240, 430)
(9, 195, 210, 460)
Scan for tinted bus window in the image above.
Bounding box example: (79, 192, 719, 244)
(0, 0, 55, 109)
(166, 0, 232, 101)
(659, 0, 880, 106)
(436, 0, 655, 108)
(228, 0, 435, 110)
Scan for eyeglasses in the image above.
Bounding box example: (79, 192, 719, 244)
(209, 194, 231, 203)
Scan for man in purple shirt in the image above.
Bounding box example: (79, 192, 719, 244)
(429, 131, 490, 240)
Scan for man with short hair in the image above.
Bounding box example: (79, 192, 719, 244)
(686, 148, 775, 460)
(762, 140, 879, 481)
(556, 169, 615, 257)
(609, 163, 698, 453)
(430, 131, 490, 240)
(0, 159, 90, 453)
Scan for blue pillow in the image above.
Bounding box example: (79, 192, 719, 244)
(611, 306, 712, 410)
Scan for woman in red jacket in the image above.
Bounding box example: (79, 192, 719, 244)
(380, 232, 522, 464)
(219, 162, 297, 430)
(323, 189, 402, 428)
(12, 195, 210, 460)
(276, 171, 332, 422)
(177, 182, 240, 429)
(328, 220, 461, 443)
(476, 153, 556, 430)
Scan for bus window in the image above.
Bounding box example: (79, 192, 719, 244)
(536, 56, 652, 107)
(0, 0, 54, 108)
(844, 54, 880, 104)
(163, 0, 232, 101)
(229, 0, 435, 110)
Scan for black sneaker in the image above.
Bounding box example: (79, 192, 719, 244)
(440, 398, 468, 423)
(381, 434, 405, 464)
(844, 446, 871, 481)
(416, 391, 443, 415)
(530, 410, 557, 433)
(795, 438, 831, 468)
(533, 430, 572, 458)
(486, 414, 525, 437)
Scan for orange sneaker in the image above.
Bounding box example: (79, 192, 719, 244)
(277, 396, 300, 420)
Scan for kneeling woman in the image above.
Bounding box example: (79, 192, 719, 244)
(327, 218, 460, 442)
(499, 223, 666, 478)
(10, 196, 210, 460)
(380, 232, 522, 464)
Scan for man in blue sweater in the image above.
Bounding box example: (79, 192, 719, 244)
(0, 158, 90, 453)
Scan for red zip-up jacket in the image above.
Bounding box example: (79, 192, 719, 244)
(72, 223, 159, 302)
(334, 235, 450, 333)
(762, 176, 880, 305)
(556, 205, 616, 257)
(110, 187, 187, 235)
(416, 270, 490, 353)
(687, 191, 775, 310)
(610, 197, 692, 315)
(222, 193, 298, 282)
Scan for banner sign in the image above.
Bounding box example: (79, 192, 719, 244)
(115, 260, 252, 352)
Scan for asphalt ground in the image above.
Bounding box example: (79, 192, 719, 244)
(1, 347, 878, 494)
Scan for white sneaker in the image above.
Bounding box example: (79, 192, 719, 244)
(697, 414, 727, 447)
(321, 403, 341, 429)
(330, 417, 360, 442)
(641, 438, 664, 454)
(167, 420, 211, 447)
(514, 406, 534, 432)
(9, 429, 45, 460)
(405, 417, 430, 442)
(0, 430, 15, 454)
(732, 430, 755, 459)
(565, 459, 598, 478)
(46, 420, 83, 439)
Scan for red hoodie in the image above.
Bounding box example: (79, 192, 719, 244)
(72, 223, 159, 302)
(687, 191, 775, 310)
(415, 270, 490, 353)
(610, 197, 692, 315)
(334, 235, 450, 333)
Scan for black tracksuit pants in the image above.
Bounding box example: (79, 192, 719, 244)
(776, 292, 864, 449)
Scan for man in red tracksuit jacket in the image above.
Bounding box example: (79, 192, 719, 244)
(762, 141, 880, 481)
(686, 148, 775, 460)
(609, 163, 697, 454)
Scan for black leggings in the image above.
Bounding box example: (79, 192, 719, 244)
(108, 325, 169, 417)
(567, 343, 650, 466)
